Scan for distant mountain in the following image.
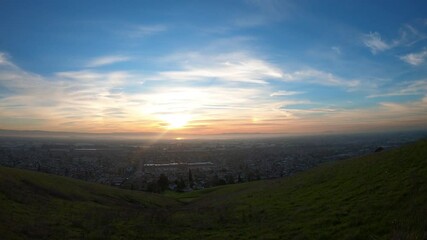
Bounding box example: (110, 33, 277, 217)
(0, 140, 426, 239)
(2, 128, 427, 141)
(0, 128, 290, 140)
(0, 129, 165, 140)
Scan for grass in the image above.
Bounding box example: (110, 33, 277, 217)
(0, 167, 179, 239)
(1, 140, 427, 239)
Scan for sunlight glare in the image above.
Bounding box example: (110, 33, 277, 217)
(161, 114, 192, 129)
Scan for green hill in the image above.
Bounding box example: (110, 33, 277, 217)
(1, 140, 426, 239)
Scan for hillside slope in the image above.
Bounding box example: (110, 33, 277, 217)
(0, 167, 179, 239)
(1, 140, 426, 239)
(166, 139, 427, 239)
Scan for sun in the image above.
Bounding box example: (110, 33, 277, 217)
(161, 114, 191, 129)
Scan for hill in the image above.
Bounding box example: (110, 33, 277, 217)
(1, 140, 426, 239)
(0, 167, 179, 239)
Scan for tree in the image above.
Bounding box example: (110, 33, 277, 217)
(147, 182, 160, 192)
(157, 174, 169, 192)
(177, 178, 186, 192)
(226, 174, 235, 184)
(218, 178, 227, 185)
(238, 173, 243, 183)
(189, 169, 194, 188)
(375, 147, 384, 152)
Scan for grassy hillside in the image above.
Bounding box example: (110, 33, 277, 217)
(1, 140, 426, 239)
(0, 167, 179, 239)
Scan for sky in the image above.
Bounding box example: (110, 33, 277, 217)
(0, 0, 427, 135)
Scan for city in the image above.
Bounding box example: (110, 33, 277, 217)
(1, 131, 424, 193)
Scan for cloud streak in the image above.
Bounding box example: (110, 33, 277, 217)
(153, 51, 362, 89)
(86, 55, 131, 67)
(270, 90, 304, 97)
(400, 50, 427, 65)
(0, 51, 426, 134)
(362, 24, 427, 54)
(126, 24, 167, 38)
(362, 32, 391, 54)
(0, 52, 292, 132)
(368, 80, 427, 98)
(282, 69, 361, 88)
(235, 0, 292, 27)
(153, 52, 283, 84)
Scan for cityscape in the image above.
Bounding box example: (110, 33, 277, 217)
(1, 131, 425, 192)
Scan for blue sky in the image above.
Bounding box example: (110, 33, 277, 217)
(0, 0, 426, 134)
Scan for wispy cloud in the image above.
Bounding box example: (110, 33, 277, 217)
(154, 51, 362, 89)
(331, 46, 341, 55)
(398, 24, 426, 46)
(234, 15, 269, 28)
(362, 32, 391, 54)
(235, 0, 292, 27)
(368, 79, 427, 98)
(0, 52, 292, 132)
(153, 52, 283, 84)
(1, 50, 425, 134)
(400, 49, 427, 66)
(0, 53, 9, 65)
(279, 96, 427, 133)
(0, 55, 140, 132)
(282, 69, 360, 88)
(362, 24, 426, 54)
(127, 24, 167, 37)
(86, 55, 131, 67)
(376, 98, 427, 122)
(0, 52, 16, 67)
(270, 90, 303, 97)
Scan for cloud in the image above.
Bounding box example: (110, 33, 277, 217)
(0, 52, 295, 132)
(282, 69, 360, 88)
(86, 55, 131, 67)
(56, 70, 131, 84)
(0, 53, 10, 65)
(137, 24, 167, 34)
(331, 46, 341, 55)
(0, 56, 46, 92)
(154, 51, 361, 89)
(0, 52, 16, 67)
(1, 51, 423, 134)
(362, 32, 391, 54)
(368, 79, 427, 98)
(398, 24, 426, 46)
(279, 96, 427, 133)
(234, 15, 269, 28)
(400, 50, 427, 66)
(127, 24, 167, 37)
(362, 24, 426, 54)
(0, 56, 140, 132)
(153, 52, 283, 84)
(270, 90, 303, 97)
(376, 98, 427, 122)
(235, 0, 292, 27)
(135, 86, 268, 115)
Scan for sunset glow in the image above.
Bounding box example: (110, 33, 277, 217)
(0, 1, 426, 135)
(161, 114, 192, 129)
